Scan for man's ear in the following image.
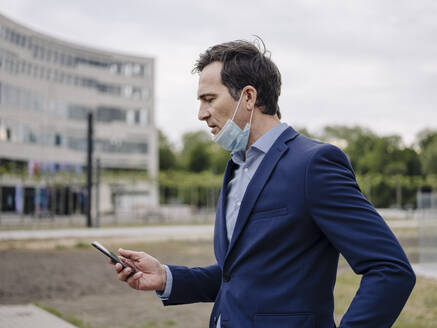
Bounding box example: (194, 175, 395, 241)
(244, 86, 257, 111)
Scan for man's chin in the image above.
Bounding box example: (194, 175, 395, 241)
(211, 128, 220, 135)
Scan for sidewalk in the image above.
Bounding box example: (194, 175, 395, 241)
(413, 263, 437, 280)
(0, 304, 77, 328)
(0, 219, 416, 241)
(0, 224, 214, 241)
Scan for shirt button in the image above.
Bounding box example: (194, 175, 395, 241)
(244, 167, 248, 172)
(236, 202, 241, 206)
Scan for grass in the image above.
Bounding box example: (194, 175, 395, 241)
(334, 268, 437, 327)
(33, 301, 92, 328)
(74, 241, 91, 249)
(26, 235, 437, 328)
(54, 241, 90, 251)
(122, 320, 176, 328)
(55, 244, 67, 250)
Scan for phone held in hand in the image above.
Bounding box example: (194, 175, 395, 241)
(91, 241, 136, 275)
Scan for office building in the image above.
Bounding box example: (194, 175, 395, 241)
(0, 13, 158, 217)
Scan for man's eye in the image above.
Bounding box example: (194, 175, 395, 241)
(206, 98, 214, 103)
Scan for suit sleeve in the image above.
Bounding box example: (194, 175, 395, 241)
(306, 144, 415, 327)
(162, 263, 221, 306)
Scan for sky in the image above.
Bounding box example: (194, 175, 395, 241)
(1, 0, 436, 147)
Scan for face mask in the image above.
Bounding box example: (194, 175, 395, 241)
(213, 92, 254, 152)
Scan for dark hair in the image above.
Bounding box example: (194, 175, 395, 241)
(193, 38, 282, 119)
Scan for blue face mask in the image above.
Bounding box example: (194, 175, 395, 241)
(213, 92, 254, 152)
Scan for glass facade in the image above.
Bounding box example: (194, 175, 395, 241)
(0, 17, 155, 161)
(0, 13, 158, 218)
(0, 118, 148, 154)
(0, 48, 149, 99)
(0, 83, 149, 125)
(0, 24, 150, 78)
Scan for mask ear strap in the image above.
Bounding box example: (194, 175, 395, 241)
(231, 91, 244, 121)
(248, 106, 254, 125)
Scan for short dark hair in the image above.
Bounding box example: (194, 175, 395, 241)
(193, 38, 282, 119)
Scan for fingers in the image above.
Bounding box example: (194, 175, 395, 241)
(127, 272, 142, 285)
(117, 265, 135, 282)
(118, 248, 145, 261)
(119, 256, 135, 269)
(114, 262, 124, 273)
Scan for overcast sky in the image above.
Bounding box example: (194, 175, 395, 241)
(2, 0, 436, 146)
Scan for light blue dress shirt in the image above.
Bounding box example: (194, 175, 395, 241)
(159, 123, 289, 327)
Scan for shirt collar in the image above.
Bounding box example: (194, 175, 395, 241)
(230, 122, 289, 164)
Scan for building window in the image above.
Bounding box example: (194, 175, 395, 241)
(126, 110, 135, 125)
(96, 106, 126, 123)
(55, 134, 62, 146)
(134, 110, 140, 124)
(28, 131, 37, 143)
(123, 85, 132, 97)
(140, 109, 148, 125)
(68, 105, 89, 121)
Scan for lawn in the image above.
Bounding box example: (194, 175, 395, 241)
(334, 261, 437, 327)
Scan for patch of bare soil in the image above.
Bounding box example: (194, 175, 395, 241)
(0, 239, 216, 328)
(0, 233, 418, 328)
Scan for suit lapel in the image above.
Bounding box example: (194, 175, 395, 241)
(215, 159, 237, 266)
(224, 127, 299, 265)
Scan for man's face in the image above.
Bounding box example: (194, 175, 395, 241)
(197, 62, 245, 135)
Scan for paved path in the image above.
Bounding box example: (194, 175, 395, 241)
(413, 264, 437, 280)
(0, 304, 77, 328)
(0, 219, 416, 242)
(0, 225, 214, 241)
(386, 220, 418, 228)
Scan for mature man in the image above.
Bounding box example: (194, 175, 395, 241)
(114, 39, 415, 327)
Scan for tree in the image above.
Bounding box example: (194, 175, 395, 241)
(321, 125, 374, 144)
(295, 127, 316, 139)
(417, 129, 437, 176)
(210, 143, 231, 174)
(186, 142, 211, 172)
(158, 130, 179, 171)
(320, 125, 424, 208)
(181, 131, 212, 172)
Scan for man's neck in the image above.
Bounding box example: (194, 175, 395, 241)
(246, 113, 281, 149)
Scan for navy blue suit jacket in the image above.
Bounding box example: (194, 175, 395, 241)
(164, 127, 415, 327)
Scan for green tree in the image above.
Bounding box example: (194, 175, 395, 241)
(209, 143, 231, 174)
(320, 125, 423, 208)
(417, 129, 437, 175)
(321, 125, 421, 177)
(321, 125, 374, 145)
(158, 130, 179, 171)
(181, 131, 212, 172)
(320, 125, 376, 172)
(296, 127, 316, 139)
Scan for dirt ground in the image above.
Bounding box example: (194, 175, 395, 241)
(0, 228, 419, 328)
(0, 239, 216, 328)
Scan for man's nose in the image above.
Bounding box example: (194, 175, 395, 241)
(198, 105, 210, 121)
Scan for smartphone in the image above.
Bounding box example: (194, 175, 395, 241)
(91, 241, 136, 275)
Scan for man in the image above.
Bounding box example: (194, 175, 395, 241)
(114, 39, 415, 327)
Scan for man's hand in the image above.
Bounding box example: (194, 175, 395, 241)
(111, 248, 166, 292)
